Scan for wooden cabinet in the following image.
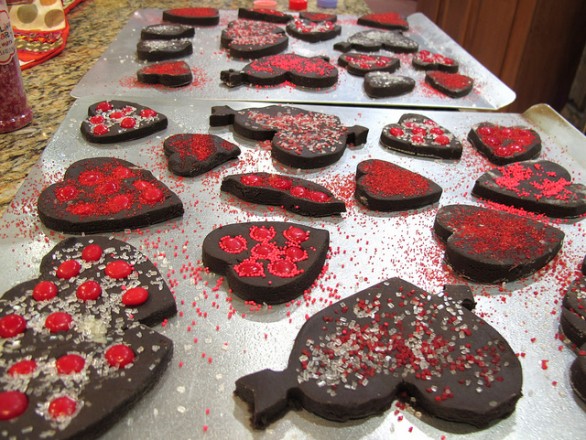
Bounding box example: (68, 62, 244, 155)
(417, 0, 586, 113)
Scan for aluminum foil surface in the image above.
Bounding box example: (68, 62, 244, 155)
(71, 9, 515, 110)
(0, 99, 584, 439)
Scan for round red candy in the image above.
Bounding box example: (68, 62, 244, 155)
(140, 186, 164, 204)
(8, 359, 36, 376)
(122, 287, 149, 306)
(56, 260, 81, 279)
(76, 280, 102, 301)
(105, 261, 133, 279)
(105, 344, 135, 368)
(81, 243, 103, 262)
(120, 117, 137, 129)
(45, 312, 73, 333)
(0, 391, 28, 420)
(32, 280, 58, 301)
(48, 396, 77, 419)
(0, 314, 26, 338)
(283, 226, 309, 243)
(56, 354, 85, 374)
(55, 185, 78, 202)
(219, 236, 247, 254)
(95, 101, 113, 112)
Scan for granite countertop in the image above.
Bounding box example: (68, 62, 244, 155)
(0, 0, 371, 215)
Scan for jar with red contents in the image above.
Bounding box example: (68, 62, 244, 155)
(0, 0, 33, 133)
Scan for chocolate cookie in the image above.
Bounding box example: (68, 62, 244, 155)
(37, 157, 184, 234)
(357, 12, 409, 31)
(162, 7, 220, 26)
(202, 222, 329, 304)
(235, 277, 522, 428)
(221, 172, 346, 216)
(412, 50, 458, 72)
(137, 61, 193, 87)
(364, 72, 415, 98)
(338, 53, 400, 76)
(355, 159, 442, 211)
(425, 71, 473, 98)
(0, 236, 175, 439)
(210, 105, 368, 169)
(80, 100, 168, 143)
(334, 30, 418, 53)
(468, 122, 542, 165)
(136, 39, 193, 61)
(380, 113, 463, 159)
(238, 7, 293, 24)
(286, 18, 341, 42)
(221, 19, 288, 59)
(434, 204, 564, 283)
(472, 160, 586, 218)
(163, 133, 241, 177)
(299, 11, 337, 23)
(140, 23, 195, 40)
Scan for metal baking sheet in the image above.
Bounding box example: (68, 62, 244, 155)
(1, 99, 584, 439)
(71, 9, 515, 110)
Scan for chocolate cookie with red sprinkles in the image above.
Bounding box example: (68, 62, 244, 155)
(202, 222, 329, 304)
(380, 113, 463, 159)
(468, 122, 542, 165)
(137, 61, 193, 87)
(238, 7, 293, 24)
(434, 204, 564, 283)
(364, 71, 415, 98)
(140, 23, 195, 40)
(163, 133, 241, 177)
(425, 71, 474, 98)
(37, 157, 184, 234)
(286, 18, 341, 42)
(299, 11, 337, 23)
(334, 29, 418, 53)
(162, 7, 220, 26)
(472, 160, 586, 218)
(235, 277, 523, 428)
(136, 39, 193, 62)
(221, 20, 288, 59)
(221, 172, 346, 216)
(355, 159, 442, 211)
(220, 53, 338, 89)
(338, 53, 400, 76)
(81, 100, 167, 144)
(0, 236, 175, 439)
(357, 12, 409, 31)
(412, 50, 459, 73)
(210, 105, 368, 169)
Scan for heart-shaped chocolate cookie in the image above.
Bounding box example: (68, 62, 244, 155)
(140, 23, 195, 40)
(425, 71, 473, 98)
(468, 122, 542, 165)
(38, 157, 184, 234)
(137, 61, 193, 87)
(238, 7, 293, 24)
(162, 7, 220, 26)
(235, 277, 522, 428)
(473, 160, 586, 218)
(338, 52, 400, 76)
(412, 50, 458, 72)
(364, 72, 415, 98)
(380, 113, 463, 159)
(221, 172, 346, 216)
(210, 105, 368, 169)
(221, 53, 338, 89)
(80, 100, 168, 144)
(0, 236, 175, 438)
(202, 222, 329, 304)
(357, 12, 409, 31)
(286, 18, 341, 42)
(299, 11, 337, 23)
(136, 39, 193, 61)
(334, 30, 418, 53)
(221, 19, 288, 59)
(355, 159, 442, 211)
(163, 133, 241, 177)
(434, 204, 564, 283)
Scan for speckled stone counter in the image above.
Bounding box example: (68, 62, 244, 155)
(0, 0, 370, 215)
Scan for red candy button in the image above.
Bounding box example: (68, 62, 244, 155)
(0, 391, 28, 420)
(81, 243, 103, 262)
(8, 359, 37, 376)
(45, 312, 73, 333)
(122, 287, 149, 306)
(105, 344, 135, 368)
(76, 280, 102, 301)
(48, 396, 77, 419)
(56, 260, 81, 279)
(32, 280, 58, 301)
(105, 261, 133, 279)
(0, 314, 26, 338)
(56, 354, 85, 374)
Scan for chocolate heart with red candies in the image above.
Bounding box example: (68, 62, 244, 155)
(468, 122, 542, 165)
(412, 50, 459, 73)
(80, 100, 168, 143)
(0, 236, 175, 439)
(235, 277, 522, 429)
(434, 204, 564, 283)
(163, 133, 241, 177)
(37, 157, 184, 234)
(202, 222, 329, 304)
(425, 71, 473, 98)
(137, 61, 193, 87)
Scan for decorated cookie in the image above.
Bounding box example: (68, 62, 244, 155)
(238, 7, 293, 24)
(412, 50, 458, 72)
(570, 346, 586, 404)
(425, 71, 473, 98)
(37, 158, 184, 234)
(468, 122, 542, 165)
(140, 23, 195, 40)
(286, 18, 341, 42)
(0, 236, 175, 439)
(434, 204, 564, 283)
(221, 172, 346, 216)
(334, 30, 418, 53)
(162, 7, 220, 26)
(355, 159, 442, 211)
(137, 61, 193, 87)
(357, 12, 409, 31)
(163, 133, 241, 177)
(338, 53, 400, 76)
(235, 277, 522, 428)
(299, 11, 337, 23)
(136, 39, 193, 61)
(364, 72, 415, 98)
(202, 222, 329, 304)
(210, 105, 368, 169)
(380, 113, 463, 159)
(221, 20, 288, 59)
(80, 100, 168, 143)
(220, 53, 338, 89)
(472, 160, 586, 218)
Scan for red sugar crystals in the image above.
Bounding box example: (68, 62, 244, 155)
(357, 12, 409, 31)
(413, 50, 458, 73)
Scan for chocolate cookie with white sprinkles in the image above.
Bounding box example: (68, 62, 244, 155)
(136, 39, 193, 62)
(140, 23, 195, 40)
(364, 71, 415, 98)
(235, 277, 523, 429)
(221, 19, 288, 59)
(334, 29, 418, 53)
(286, 18, 341, 42)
